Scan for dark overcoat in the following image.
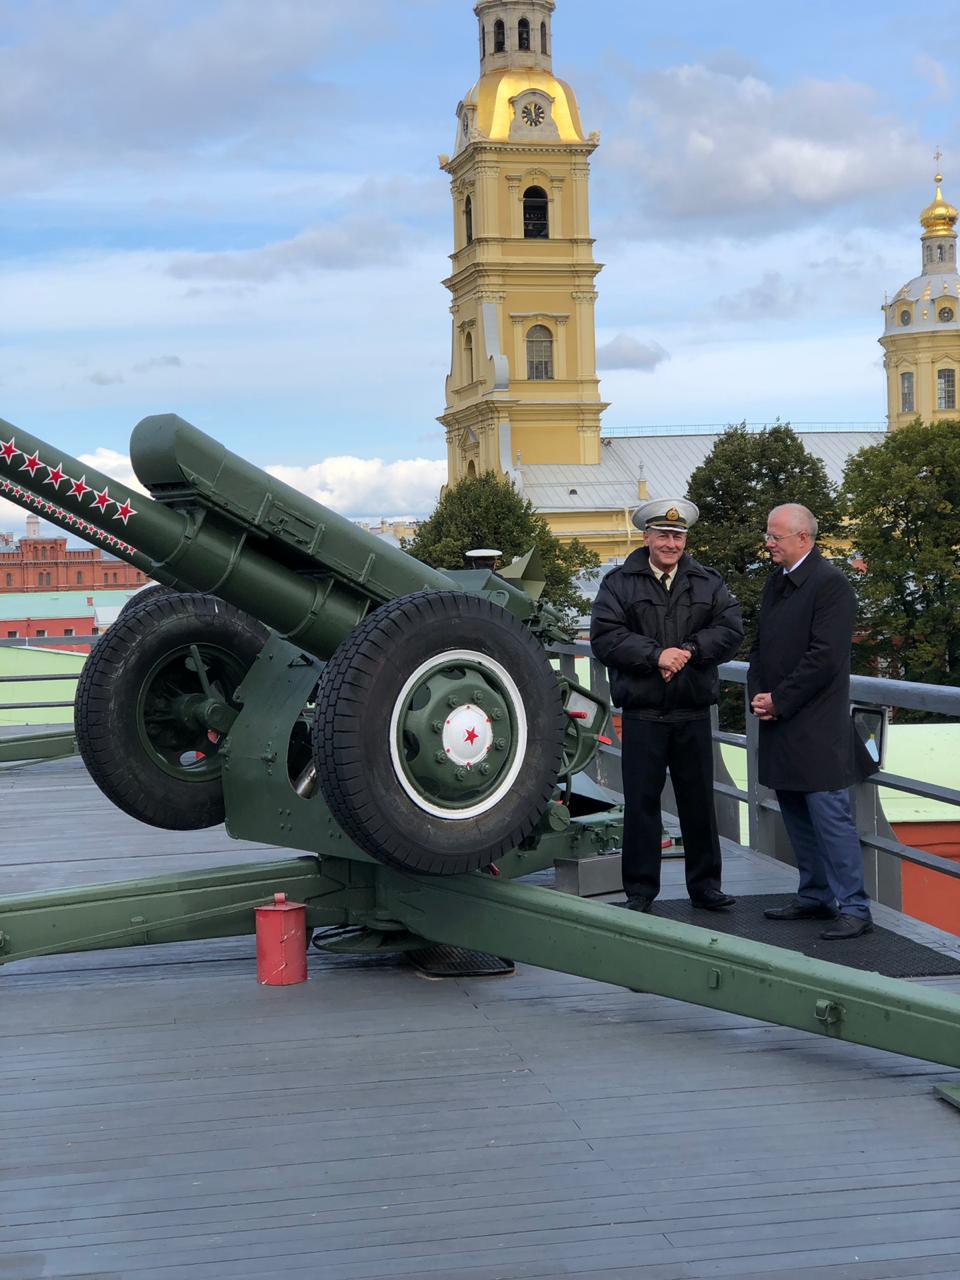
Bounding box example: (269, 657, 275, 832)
(747, 546, 877, 792)
(590, 548, 743, 720)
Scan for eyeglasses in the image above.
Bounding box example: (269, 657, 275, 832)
(761, 530, 804, 544)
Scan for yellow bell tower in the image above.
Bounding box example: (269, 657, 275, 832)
(880, 165, 960, 428)
(439, 0, 607, 485)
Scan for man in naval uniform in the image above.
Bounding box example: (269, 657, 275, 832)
(590, 499, 743, 913)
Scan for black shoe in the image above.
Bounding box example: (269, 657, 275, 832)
(623, 896, 653, 913)
(820, 914, 874, 941)
(690, 890, 736, 910)
(764, 901, 838, 921)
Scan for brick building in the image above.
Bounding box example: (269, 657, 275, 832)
(0, 514, 146, 593)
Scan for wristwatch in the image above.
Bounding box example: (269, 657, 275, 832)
(681, 641, 698, 658)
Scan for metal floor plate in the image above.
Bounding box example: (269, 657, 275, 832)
(407, 944, 516, 978)
(638, 894, 960, 978)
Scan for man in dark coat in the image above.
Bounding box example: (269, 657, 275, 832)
(591, 498, 744, 913)
(748, 503, 878, 940)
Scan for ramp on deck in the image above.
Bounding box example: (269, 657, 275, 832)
(2, 756, 960, 1280)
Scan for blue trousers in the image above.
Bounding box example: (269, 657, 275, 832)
(775, 789, 871, 920)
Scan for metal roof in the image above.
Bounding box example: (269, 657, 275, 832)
(0, 589, 137, 621)
(520, 431, 886, 513)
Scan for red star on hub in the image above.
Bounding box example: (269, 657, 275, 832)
(464, 727, 479, 745)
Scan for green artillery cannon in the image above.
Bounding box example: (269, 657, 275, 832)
(2, 412, 960, 1089)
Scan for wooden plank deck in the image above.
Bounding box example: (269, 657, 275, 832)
(2, 756, 960, 1280)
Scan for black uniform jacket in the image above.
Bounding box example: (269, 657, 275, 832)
(747, 546, 877, 792)
(590, 548, 743, 721)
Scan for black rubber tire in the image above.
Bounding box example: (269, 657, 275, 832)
(312, 591, 566, 875)
(75, 593, 268, 830)
(117, 583, 177, 619)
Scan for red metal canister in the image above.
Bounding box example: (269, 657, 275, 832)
(255, 892, 308, 985)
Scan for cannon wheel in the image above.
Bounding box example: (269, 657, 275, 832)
(116, 583, 177, 619)
(75, 593, 268, 830)
(313, 591, 566, 875)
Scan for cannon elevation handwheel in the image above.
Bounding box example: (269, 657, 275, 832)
(312, 590, 566, 875)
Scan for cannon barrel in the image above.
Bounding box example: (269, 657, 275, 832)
(0, 414, 538, 659)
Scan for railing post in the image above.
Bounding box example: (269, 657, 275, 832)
(853, 780, 902, 911)
(711, 705, 740, 843)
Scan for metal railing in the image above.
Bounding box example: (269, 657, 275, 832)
(0, 669, 81, 764)
(552, 644, 960, 912)
(600, 422, 886, 437)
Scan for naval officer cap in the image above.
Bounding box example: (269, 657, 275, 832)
(631, 498, 699, 533)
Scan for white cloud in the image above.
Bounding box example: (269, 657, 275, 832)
(0, 1, 385, 191)
(596, 334, 669, 371)
(0, 447, 445, 540)
(913, 54, 952, 103)
(716, 271, 808, 320)
(167, 218, 414, 282)
(601, 63, 928, 234)
(267, 457, 446, 518)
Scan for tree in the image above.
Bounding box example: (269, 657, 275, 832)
(403, 471, 599, 624)
(842, 419, 960, 699)
(685, 423, 840, 727)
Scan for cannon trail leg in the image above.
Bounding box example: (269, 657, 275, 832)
(381, 870, 960, 1072)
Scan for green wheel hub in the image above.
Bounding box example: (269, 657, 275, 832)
(135, 643, 242, 783)
(388, 648, 526, 819)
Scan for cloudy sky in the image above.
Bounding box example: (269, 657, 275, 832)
(1, 0, 957, 527)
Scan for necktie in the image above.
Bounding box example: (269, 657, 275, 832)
(659, 572, 670, 594)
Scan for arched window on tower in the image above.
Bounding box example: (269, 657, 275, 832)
(464, 331, 474, 384)
(494, 19, 505, 52)
(480, 21, 486, 58)
(464, 195, 473, 245)
(900, 371, 915, 413)
(541, 21, 548, 53)
(938, 244, 946, 262)
(523, 186, 549, 238)
(527, 325, 554, 380)
(518, 18, 531, 50)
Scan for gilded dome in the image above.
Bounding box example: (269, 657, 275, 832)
(462, 69, 586, 145)
(920, 174, 959, 236)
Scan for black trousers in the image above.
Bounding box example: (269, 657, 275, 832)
(620, 715, 723, 900)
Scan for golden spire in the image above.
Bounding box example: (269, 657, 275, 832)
(920, 155, 958, 236)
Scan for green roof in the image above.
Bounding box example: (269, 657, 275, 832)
(0, 590, 137, 621)
(0, 645, 85, 726)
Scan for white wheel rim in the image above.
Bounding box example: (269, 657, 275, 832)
(388, 648, 528, 820)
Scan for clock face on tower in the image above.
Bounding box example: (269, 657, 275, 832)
(521, 102, 545, 127)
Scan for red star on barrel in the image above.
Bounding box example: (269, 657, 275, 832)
(44, 462, 67, 489)
(464, 727, 479, 745)
(113, 498, 136, 525)
(0, 438, 18, 464)
(91, 486, 113, 513)
(69, 475, 90, 500)
(20, 451, 42, 476)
